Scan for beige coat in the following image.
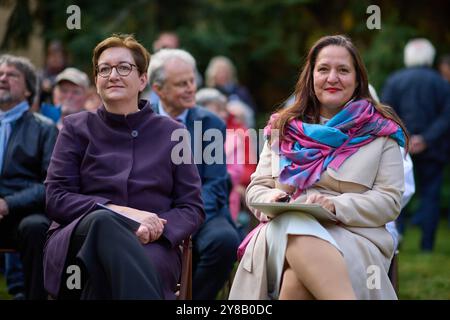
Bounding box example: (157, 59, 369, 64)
(229, 136, 404, 300)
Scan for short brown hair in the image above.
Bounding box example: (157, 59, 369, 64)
(92, 34, 150, 78)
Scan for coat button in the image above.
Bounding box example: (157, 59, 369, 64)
(131, 130, 138, 138)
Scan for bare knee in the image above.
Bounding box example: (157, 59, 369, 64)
(286, 235, 339, 260)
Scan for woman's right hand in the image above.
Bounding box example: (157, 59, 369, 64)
(269, 192, 291, 203)
(139, 213, 167, 243)
(136, 225, 150, 244)
(135, 218, 167, 244)
(254, 192, 290, 222)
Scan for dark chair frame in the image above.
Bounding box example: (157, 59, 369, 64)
(177, 237, 193, 300)
(387, 250, 399, 294)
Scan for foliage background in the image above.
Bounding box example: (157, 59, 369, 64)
(0, 0, 449, 300)
(1, 0, 449, 113)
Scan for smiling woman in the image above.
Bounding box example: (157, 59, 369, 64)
(313, 45, 357, 118)
(43, 34, 205, 300)
(230, 35, 410, 300)
(92, 37, 149, 115)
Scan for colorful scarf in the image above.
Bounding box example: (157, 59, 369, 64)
(265, 99, 405, 198)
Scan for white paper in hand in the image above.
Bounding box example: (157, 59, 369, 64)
(95, 203, 142, 223)
(249, 202, 337, 222)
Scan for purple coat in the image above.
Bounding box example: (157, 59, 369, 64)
(43, 101, 205, 298)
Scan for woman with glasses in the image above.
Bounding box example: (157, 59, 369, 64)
(43, 34, 205, 299)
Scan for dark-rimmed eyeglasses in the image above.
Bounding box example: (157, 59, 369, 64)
(96, 62, 137, 78)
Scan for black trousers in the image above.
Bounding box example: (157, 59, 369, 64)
(0, 212, 50, 300)
(408, 157, 443, 251)
(59, 209, 164, 300)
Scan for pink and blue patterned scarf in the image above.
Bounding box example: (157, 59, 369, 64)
(265, 99, 405, 198)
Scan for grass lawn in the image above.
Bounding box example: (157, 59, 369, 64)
(0, 268, 8, 300)
(398, 220, 450, 299)
(1, 220, 449, 300)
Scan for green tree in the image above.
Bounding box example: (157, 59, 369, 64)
(2, 0, 449, 112)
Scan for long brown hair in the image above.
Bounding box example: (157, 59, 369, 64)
(271, 35, 409, 149)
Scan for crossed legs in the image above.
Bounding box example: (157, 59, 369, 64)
(278, 235, 356, 300)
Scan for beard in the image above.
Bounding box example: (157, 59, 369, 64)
(0, 92, 13, 105)
(0, 92, 23, 110)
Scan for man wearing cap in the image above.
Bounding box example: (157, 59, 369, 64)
(41, 67, 89, 129)
(0, 54, 58, 299)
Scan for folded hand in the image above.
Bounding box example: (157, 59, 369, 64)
(107, 204, 167, 243)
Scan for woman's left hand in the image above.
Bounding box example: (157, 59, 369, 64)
(305, 194, 336, 214)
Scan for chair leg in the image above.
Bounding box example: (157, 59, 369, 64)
(388, 250, 399, 295)
(177, 237, 192, 300)
(186, 239, 192, 300)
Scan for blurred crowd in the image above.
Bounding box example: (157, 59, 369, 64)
(0, 31, 449, 300)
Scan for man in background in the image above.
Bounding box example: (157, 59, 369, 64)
(148, 48, 240, 299)
(40, 67, 89, 129)
(382, 38, 450, 251)
(0, 54, 58, 299)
